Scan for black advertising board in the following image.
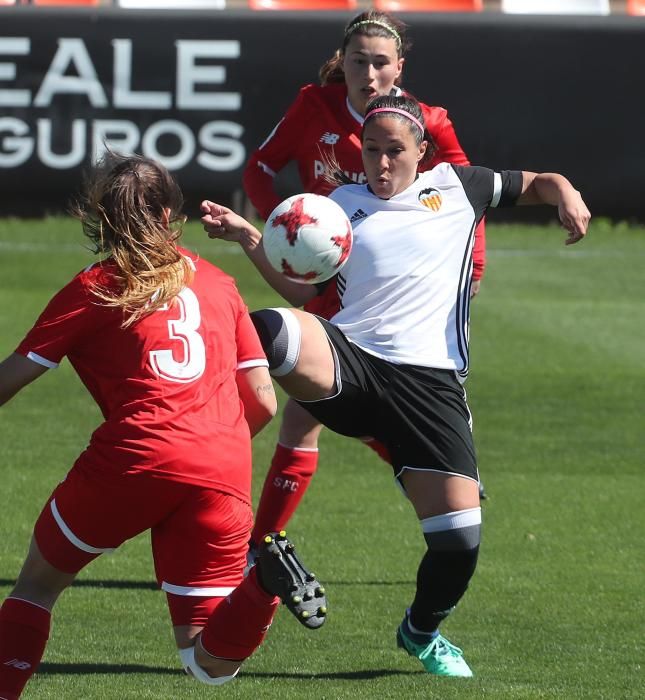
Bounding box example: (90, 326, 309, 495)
(0, 8, 643, 220)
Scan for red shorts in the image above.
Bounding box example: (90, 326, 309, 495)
(34, 464, 253, 626)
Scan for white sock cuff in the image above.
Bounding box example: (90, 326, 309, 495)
(276, 442, 319, 453)
(179, 646, 239, 686)
(420, 507, 481, 534)
(7, 596, 52, 614)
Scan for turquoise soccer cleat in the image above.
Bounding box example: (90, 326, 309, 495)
(396, 615, 473, 678)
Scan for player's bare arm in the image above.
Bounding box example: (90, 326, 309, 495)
(200, 200, 318, 308)
(0, 353, 48, 407)
(236, 366, 277, 437)
(518, 172, 590, 244)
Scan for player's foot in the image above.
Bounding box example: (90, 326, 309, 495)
(256, 531, 327, 630)
(396, 615, 473, 677)
(479, 481, 487, 500)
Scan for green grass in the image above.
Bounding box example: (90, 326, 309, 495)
(0, 217, 643, 699)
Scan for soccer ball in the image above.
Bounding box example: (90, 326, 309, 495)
(263, 193, 353, 284)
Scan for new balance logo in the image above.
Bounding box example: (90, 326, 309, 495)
(4, 658, 32, 670)
(350, 209, 367, 224)
(320, 132, 340, 145)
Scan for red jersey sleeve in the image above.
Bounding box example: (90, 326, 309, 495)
(243, 85, 318, 220)
(422, 104, 470, 168)
(234, 293, 268, 369)
(421, 102, 487, 280)
(15, 268, 103, 367)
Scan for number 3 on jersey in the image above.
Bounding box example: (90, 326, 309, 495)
(149, 288, 206, 383)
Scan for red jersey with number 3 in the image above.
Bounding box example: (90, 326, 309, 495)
(15, 249, 266, 503)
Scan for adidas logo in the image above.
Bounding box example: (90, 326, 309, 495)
(350, 209, 367, 224)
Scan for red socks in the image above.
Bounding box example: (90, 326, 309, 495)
(251, 444, 318, 543)
(199, 567, 278, 661)
(0, 597, 51, 700)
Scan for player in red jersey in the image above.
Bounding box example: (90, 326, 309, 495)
(0, 153, 326, 699)
(243, 11, 487, 558)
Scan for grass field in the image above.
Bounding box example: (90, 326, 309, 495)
(0, 216, 643, 699)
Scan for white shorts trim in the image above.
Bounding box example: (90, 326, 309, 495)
(296, 321, 342, 403)
(161, 582, 236, 597)
(50, 499, 115, 554)
(26, 351, 58, 369)
(395, 466, 480, 485)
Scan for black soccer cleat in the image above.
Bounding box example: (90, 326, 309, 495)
(256, 530, 328, 630)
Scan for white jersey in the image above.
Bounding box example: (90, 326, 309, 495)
(329, 163, 522, 379)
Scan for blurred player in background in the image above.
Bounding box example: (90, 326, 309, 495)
(243, 10, 487, 559)
(0, 153, 326, 699)
(202, 93, 590, 677)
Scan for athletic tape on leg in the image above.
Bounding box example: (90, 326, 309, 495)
(179, 646, 239, 686)
(250, 308, 301, 377)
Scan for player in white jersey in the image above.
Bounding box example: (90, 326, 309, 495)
(200, 94, 590, 678)
(330, 161, 494, 379)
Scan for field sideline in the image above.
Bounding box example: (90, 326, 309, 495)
(0, 217, 643, 699)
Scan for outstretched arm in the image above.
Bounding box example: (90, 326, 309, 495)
(0, 353, 49, 407)
(518, 172, 590, 245)
(200, 200, 318, 308)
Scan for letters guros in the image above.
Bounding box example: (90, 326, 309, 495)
(0, 38, 245, 172)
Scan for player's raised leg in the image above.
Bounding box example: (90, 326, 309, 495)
(164, 487, 327, 687)
(184, 532, 327, 685)
(250, 308, 336, 401)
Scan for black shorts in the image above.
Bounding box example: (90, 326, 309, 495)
(297, 319, 478, 481)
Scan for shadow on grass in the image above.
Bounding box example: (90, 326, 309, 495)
(0, 578, 158, 591)
(1, 578, 413, 590)
(38, 663, 181, 675)
(37, 663, 415, 680)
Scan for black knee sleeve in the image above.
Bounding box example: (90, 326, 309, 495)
(250, 308, 301, 377)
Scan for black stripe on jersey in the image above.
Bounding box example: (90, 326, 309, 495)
(451, 165, 524, 221)
(337, 274, 346, 309)
(455, 218, 476, 378)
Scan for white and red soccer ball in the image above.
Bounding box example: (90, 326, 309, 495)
(263, 193, 353, 284)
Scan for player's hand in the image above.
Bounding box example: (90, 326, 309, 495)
(201, 200, 263, 253)
(470, 279, 481, 298)
(200, 200, 249, 242)
(558, 190, 590, 245)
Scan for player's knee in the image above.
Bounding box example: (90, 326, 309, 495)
(421, 507, 481, 553)
(251, 308, 301, 377)
(179, 646, 239, 687)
